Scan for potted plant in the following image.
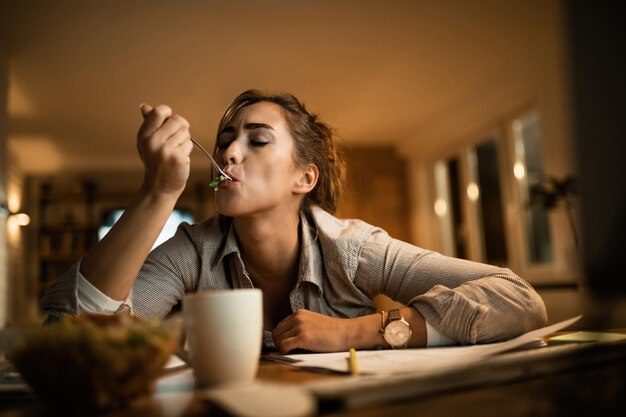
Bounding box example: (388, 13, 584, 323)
(528, 175, 578, 248)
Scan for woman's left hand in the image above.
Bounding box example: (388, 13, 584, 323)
(271, 309, 355, 354)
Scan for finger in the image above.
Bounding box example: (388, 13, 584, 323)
(139, 102, 153, 117)
(276, 337, 300, 355)
(158, 114, 191, 139)
(138, 104, 173, 139)
(272, 315, 296, 338)
(178, 137, 194, 156)
(275, 309, 308, 329)
(163, 126, 191, 151)
(144, 115, 190, 150)
(276, 335, 304, 355)
(275, 313, 294, 329)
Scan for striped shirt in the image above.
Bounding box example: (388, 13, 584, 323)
(41, 205, 547, 345)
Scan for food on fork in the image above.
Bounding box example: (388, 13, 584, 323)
(209, 174, 230, 191)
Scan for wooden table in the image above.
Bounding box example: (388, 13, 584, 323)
(2, 338, 625, 417)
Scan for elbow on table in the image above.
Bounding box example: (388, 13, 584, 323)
(503, 267, 548, 330)
(524, 288, 548, 331)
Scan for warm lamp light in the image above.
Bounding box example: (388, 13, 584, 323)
(1, 202, 30, 227)
(9, 213, 31, 226)
(7, 192, 21, 214)
(513, 161, 526, 179)
(434, 199, 448, 217)
(466, 182, 480, 202)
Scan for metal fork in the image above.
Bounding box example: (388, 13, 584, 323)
(190, 137, 232, 181)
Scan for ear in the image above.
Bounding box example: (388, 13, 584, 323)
(293, 163, 319, 195)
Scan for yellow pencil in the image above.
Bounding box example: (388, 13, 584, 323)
(348, 347, 360, 375)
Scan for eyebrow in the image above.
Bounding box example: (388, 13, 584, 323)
(219, 123, 275, 135)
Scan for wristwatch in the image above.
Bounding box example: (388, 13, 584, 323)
(381, 309, 412, 348)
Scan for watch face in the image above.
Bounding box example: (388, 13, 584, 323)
(384, 320, 411, 346)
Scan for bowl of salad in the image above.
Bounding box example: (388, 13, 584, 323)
(5, 312, 181, 410)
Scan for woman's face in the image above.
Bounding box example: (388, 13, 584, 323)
(213, 101, 306, 217)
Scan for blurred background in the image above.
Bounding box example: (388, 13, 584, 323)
(0, 0, 624, 328)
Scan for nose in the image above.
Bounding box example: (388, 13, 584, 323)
(220, 139, 243, 167)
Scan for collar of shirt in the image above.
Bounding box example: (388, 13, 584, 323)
(211, 216, 239, 269)
(209, 209, 325, 295)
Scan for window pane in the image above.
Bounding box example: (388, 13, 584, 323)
(433, 161, 456, 257)
(447, 158, 467, 259)
(513, 112, 553, 264)
(475, 138, 508, 266)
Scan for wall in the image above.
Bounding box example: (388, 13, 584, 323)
(337, 146, 410, 241)
(0, 42, 8, 327)
(5, 152, 30, 324)
(0, 42, 31, 325)
(402, 1, 578, 283)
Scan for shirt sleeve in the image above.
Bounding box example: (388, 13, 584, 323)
(426, 320, 456, 347)
(41, 222, 201, 322)
(40, 257, 133, 319)
(130, 222, 201, 320)
(40, 259, 82, 321)
(78, 270, 133, 313)
(354, 229, 547, 344)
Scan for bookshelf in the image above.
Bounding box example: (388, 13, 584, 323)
(36, 180, 98, 299)
(32, 174, 212, 301)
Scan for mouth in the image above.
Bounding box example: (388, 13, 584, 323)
(211, 169, 239, 191)
(222, 169, 239, 182)
(209, 173, 229, 190)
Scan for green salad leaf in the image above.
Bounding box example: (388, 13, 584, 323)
(209, 174, 229, 191)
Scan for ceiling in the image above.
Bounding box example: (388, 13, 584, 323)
(0, 0, 563, 173)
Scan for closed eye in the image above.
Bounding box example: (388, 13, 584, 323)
(216, 141, 231, 150)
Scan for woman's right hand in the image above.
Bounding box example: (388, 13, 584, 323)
(137, 103, 194, 198)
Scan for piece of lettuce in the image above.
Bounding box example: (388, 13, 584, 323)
(209, 174, 229, 190)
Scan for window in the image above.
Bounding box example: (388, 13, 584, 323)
(428, 108, 578, 284)
(472, 138, 508, 266)
(98, 209, 194, 251)
(512, 111, 553, 264)
(433, 135, 508, 266)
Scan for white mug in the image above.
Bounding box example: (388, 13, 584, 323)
(183, 289, 263, 387)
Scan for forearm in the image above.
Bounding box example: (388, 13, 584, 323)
(411, 272, 547, 344)
(349, 307, 427, 350)
(80, 186, 179, 300)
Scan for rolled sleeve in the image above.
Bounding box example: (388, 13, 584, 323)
(40, 258, 134, 320)
(411, 284, 488, 344)
(40, 222, 205, 323)
(40, 259, 82, 321)
(78, 272, 132, 314)
(355, 229, 547, 344)
(426, 320, 456, 347)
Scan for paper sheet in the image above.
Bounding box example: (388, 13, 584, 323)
(548, 330, 626, 344)
(267, 315, 582, 375)
(164, 354, 188, 370)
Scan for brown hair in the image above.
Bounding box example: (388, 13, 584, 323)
(216, 89, 346, 213)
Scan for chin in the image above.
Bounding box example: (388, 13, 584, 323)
(214, 199, 250, 218)
(214, 204, 238, 218)
(215, 199, 285, 219)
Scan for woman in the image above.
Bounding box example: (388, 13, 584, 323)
(41, 90, 547, 353)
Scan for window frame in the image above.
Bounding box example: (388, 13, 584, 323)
(426, 107, 577, 286)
